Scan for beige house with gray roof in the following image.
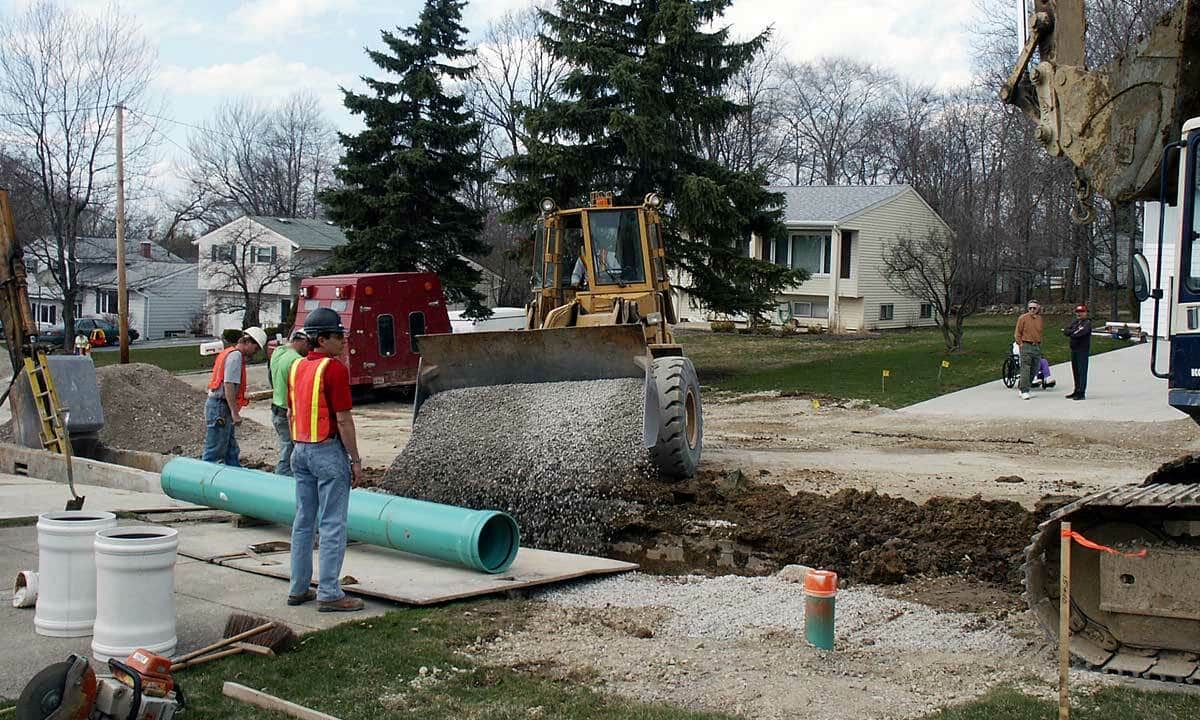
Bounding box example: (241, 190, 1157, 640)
(674, 184, 951, 332)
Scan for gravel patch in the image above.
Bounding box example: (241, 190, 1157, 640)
(382, 379, 653, 554)
(535, 573, 1025, 655)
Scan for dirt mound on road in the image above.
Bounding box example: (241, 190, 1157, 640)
(95, 363, 276, 464)
(616, 469, 1041, 588)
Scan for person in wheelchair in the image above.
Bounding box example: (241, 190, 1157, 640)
(1003, 342, 1055, 389)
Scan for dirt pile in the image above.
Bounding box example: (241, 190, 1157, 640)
(380, 379, 653, 554)
(615, 469, 1042, 588)
(95, 363, 276, 463)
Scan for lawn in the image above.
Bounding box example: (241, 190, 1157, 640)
(679, 315, 1127, 408)
(88, 344, 267, 374)
(925, 685, 1200, 720)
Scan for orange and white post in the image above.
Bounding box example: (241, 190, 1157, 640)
(1058, 521, 1072, 720)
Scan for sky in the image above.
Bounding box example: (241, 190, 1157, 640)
(2, 0, 983, 199)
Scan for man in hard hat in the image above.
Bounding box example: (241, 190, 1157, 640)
(286, 307, 364, 612)
(1013, 299, 1043, 400)
(201, 326, 266, 467)
(1063, 304, 1092, 400)
(268, 329, 309, 475)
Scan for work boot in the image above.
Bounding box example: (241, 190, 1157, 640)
(1064, 393, 1078, 400)
(1071, 394, 1085, 401)
(287, 589, 317, 606)
(318, 595, 365, 613)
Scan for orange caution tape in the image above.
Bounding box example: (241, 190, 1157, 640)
(1060, 527, 1147, 558)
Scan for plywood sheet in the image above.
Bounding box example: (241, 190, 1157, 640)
(172, 521, 637, 605)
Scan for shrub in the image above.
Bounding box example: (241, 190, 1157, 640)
(221, 328, 242, 346)
(710, 320, 736, 333)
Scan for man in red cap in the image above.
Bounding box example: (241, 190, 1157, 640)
(1063, 305, 1092, 400)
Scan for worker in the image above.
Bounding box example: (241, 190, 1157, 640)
(73, 332, 90, 356)
(1064, 304, 1092, 400)
(1014, 299, 1043, 400)
(268, 329, 309, 476)
(201, 326, 267, 467)
(286, 307, 364, 612)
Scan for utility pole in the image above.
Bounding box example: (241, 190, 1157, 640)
(115, 102, 129, 364)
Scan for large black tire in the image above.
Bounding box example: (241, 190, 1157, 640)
(1001, 355, 1018, 388)
(649, 356, 703, 479)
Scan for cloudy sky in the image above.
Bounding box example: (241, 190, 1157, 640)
(3, 0, 990, 191)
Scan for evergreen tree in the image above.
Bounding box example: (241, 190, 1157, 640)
(322, 0, 489, 316)
(503, 0, 805, 317)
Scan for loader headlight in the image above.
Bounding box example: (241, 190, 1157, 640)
(644, 193, 662, 208)
(645, 312, 663, 325)
(540, 197, 556, 213)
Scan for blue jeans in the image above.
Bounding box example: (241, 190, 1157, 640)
(289, 438, 351, 602)
(271, 408, 294, 476)
(201, 395, 240, 466)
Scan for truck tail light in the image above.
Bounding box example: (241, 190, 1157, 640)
(424, 281, 433, 291)
(335, 285, 353, 299)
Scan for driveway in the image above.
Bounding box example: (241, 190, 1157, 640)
(901, 341, 1184, 422)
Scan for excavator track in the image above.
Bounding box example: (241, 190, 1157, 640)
(1023, 458, 1200, 683)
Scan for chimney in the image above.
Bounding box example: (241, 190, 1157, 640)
(139, 240, 152, 259)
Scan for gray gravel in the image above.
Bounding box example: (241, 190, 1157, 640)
(382, 379, 654, 554)
(534, 573, 1026, 655)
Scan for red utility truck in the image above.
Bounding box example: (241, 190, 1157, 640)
(291, 272, 452, 390)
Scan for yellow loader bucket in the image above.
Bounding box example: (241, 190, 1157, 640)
(413, 324, 652, 425)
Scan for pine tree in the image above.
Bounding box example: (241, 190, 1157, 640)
(321, 0, 489, 316)
(502, 0, 804, 317)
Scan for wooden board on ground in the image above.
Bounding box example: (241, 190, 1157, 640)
(171, 520, 638, 605)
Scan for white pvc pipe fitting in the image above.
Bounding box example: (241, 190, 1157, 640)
(34, 510, 117, 637)
(12, 570, 38, 608)
(92, 526, 179, 662)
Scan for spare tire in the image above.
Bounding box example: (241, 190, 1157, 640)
(649, 355, 703, 479)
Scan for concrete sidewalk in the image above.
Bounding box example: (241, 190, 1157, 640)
(902, 341, 1185, 422)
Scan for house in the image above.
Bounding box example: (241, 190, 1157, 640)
(672, 184, 952, 331)
(196, 215, 507, 332)
(25, 237, 205, 339)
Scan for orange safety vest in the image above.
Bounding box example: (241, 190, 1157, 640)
(288, 356, 335, 443)
(207, 347, 249, 408)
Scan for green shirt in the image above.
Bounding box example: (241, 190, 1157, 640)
(269, 346, 303, 409)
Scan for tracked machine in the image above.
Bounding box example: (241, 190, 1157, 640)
(413, 191, 702, 479)
(1003, 0, 1200, 681)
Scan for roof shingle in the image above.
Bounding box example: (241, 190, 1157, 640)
(250, 217, 348, 251)
(771, 185, 910, 224)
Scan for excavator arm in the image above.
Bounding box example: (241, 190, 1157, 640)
(1002, 0, 1200, 203)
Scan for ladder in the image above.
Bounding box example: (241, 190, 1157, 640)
(24, 352, 83, 509)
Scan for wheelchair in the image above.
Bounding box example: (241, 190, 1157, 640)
(1001, 343, 1054, 389)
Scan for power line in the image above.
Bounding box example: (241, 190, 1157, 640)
(127, 107, 330, 155)
(0, 103, 119, 120)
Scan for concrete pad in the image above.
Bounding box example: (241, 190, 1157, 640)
(901, 342, 1185, 422)
(175, 521, 638, 605)
(0, 475, 195, 521)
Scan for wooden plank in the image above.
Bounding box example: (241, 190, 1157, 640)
(223, 682, 341, 720)
(173, 521, 637, 605)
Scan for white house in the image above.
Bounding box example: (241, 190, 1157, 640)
(196, 215, 508, 333)
(25, 237, 205, 339)
(673, 184, 952, 331)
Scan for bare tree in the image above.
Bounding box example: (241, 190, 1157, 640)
(0, 1, 159, 336)
(701, 40, 791, 180)
(883, 229, 999, 351)
(185, 92, 337, 221)
(200, 220, 310, 327)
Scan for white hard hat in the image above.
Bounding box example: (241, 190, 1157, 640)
(243, 326, 268, 349)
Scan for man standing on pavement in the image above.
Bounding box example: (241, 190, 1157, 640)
(286, 307, 364, 612)
(1064, 304, 1092, 400)
(268, 329, 309, 475)
(202, 327, 267, 466)
(1014, 300, 1044, 400)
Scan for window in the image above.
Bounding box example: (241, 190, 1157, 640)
(738, 232, 751, 259)
(920, 303, 933, 319)
(788, 233, 832, 274)
(559, 215, 583, 288)
(96, 289, 118, 314)
(879, 304, 895, 321)
(253, 245, 277, 264)
(839, 231, 853, 279)
(378, 314, 396, 357)
(280, 298, 291, 325)
(32, 302, 56, 325)
(211, 244, 233, 262)
(771, 236, 789, 266)
(587, 209, 646, 285)
(792, 301, 812, 317)
(25, 259, 37, 274)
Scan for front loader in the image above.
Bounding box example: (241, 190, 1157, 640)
(413, 192, 702, 479)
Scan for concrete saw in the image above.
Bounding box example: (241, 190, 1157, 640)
(16, 650, 183, 720)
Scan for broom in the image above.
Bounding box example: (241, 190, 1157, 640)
(171, 614, 298, 671)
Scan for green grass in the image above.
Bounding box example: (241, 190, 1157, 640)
(88, 345, 266, 374)
(679, 315, 1126, 408)
(926, 685, 1200, 719)
(157, 602, 733, 720)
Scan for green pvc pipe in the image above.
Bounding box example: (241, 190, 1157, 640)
(160, 457, 519, 574)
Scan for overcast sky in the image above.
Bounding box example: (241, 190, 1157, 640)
(2, 0, 989, 200)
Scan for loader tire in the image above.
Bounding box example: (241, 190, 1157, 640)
(650, 356, 703, 480)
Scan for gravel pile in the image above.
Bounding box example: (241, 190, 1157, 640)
(535, 573, 1025, 655)
(381, 379, 654, 554)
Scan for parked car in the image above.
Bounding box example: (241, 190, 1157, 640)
(38, 317, 140, 347)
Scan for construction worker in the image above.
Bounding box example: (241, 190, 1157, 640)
(1014, 299, 1044, 400)
(201, 326, 267, 467)
(268, 329, 309, 475)
(286, 307, 364, 612)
